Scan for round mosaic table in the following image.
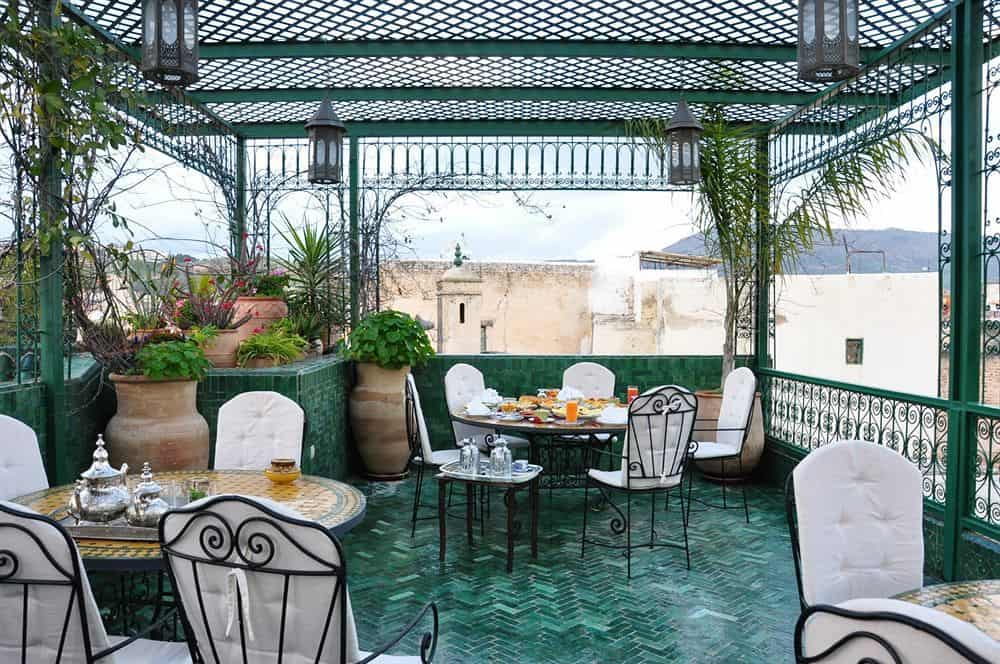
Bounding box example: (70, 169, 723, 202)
(11, 469, 367, 571)
(895, 580, 1000, 640)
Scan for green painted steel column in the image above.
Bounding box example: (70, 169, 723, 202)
(37, 0, 70, 484)
(233, 136, 248, 263)
(754, 136, 771, 371)
(944, 0, 984, 581)
(348, 136, 360, 329)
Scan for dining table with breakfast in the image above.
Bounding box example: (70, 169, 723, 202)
(450, 386, 632, 490)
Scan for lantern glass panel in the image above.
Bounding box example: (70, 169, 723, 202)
(824, 1, 839, 39)
(162, 0, 178, 44)
(802, 1, 815, 43)
(682, 141, 691, 168)
(315, 137, 326, 170)
(693, 143, 700, 169)
(144, 0, 156, 46)
(327, 140, 337, 166)
(846, 1, 857, 39)
(183, 0, 197, 49)
(671, 141, 680, 167)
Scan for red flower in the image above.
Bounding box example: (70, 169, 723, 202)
(222, 301, 233, 310)
(252, 327, 264, 334)
(242, 232, 249, 239)
(183, 257, 192, 263)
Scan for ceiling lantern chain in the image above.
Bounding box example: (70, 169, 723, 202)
(141, 0, 199, 87)
(797, 0, 860, 82)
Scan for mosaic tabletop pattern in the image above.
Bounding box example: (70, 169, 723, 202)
(12, 470, 366, 563)
(896, 580, 1000, 640)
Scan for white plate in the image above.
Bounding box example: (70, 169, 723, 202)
(596, 417, 626, 426)
(495, 413, 524, 422)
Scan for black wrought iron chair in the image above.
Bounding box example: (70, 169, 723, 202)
(159, 494, 439, 663)
(686, 366, 757, 523)
(580, 385, 698, 578)
(0, 500, 189, 663)
(407, 373, 462, 537)
(794, 601, 998, 663)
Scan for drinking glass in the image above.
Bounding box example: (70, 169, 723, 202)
(565, 400, 579, 424)
(186, 477, 213, 503)
(627, 386, 639, 404)
(162, 481, 187, 508)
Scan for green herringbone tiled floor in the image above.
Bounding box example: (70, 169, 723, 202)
(342, 474, 800, 664)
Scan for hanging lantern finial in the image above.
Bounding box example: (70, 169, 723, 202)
(797, 0, 860, 82)
(665, 100, 703, 186)
(305, 98, 347, 185)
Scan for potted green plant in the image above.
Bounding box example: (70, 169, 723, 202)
(171, 259, 251, 368)
(346, 310, 435, 479)
(104, 336, 212, 473)
(234, 246, 292, 342)
(237, 326, 308, 368)
(277, 219, 345, 349)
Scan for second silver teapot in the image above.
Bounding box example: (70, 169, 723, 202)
(125, 462, 170, 528)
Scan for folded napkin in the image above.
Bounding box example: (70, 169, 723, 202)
(598, 406, 628, 425)
(466, 401, 492, 416)
(557, 386, 585, 401)
(479, 388, 501, 404)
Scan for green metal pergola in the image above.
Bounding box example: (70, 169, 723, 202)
(22, 0, 1000, 580)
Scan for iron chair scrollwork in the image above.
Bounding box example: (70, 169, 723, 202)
(580, 385, 698, 579)
(687, 367, 757, 523)
(794, 600, 998, 663)
(159, 494, 439, 663)
(0, 500, 188, 663)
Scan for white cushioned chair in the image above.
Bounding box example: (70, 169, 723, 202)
(795, 598, 999, 663)
(159, 495, 438, 663)
(688, 367, 757, 523)
(787, 440, 924, 608)
(581, 385, 698, 578)
(214, 391, 305, 470)
(0, 500, 191, 663)
(0, 415, 48, 500)
(562, 362, 615, 399)
(406, 373, 461, 536)
(443, 363, 527, 451)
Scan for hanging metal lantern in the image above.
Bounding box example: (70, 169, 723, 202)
(666, 100, 703, 186)
(797, 0, 860, 82)
(305, 98, 347, 185)
(141, 0, 199, 86)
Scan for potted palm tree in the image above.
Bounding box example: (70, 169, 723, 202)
(347, 310, 434, 479)
(277, 219, 344, 350)
(630, 107, 922, 478)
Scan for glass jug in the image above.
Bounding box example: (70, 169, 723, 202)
(490, 435, 512, 479)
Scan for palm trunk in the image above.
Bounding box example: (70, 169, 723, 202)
(721, 298, 736, 388)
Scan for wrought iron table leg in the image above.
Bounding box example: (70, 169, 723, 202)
(438, 479, 447, 563)
(530, 478, 539, 559)
(506, 487, 516, 573)
(466, 483, 474, 546)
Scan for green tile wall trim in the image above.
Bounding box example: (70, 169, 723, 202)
(411, 354, 747, 451)
(198, 356, 353, 480)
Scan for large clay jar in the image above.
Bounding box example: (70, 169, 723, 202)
(202, 328, 239, 368)
(105, 374, 210, 472)
(234, 296, 289, 343)
(244, 357, 280, 369)
(349, 363, 409, 480)
(693, 390, 765, 481)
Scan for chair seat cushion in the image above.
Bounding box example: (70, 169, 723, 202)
(587, 468, 681, 491)
(427, 449, 462, 466)
(108, 636, 192, 663)
(692, 441, 740, 460)
(356, 651, 423, 663)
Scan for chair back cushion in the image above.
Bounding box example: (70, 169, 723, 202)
(562, 362, 615, 399)
(214, 392, 305, 470)
(0, 501, 112, 664)
(798, 598, 1000, 663)
(620, 386, 697, 490)
(793, 440, 923, 605)
(160, 495, 360, 664)
(0, 415, 48, 500)
(716, 368, 756, 449)
(444, 363, 494, 446)
(406, 374, 435, 461)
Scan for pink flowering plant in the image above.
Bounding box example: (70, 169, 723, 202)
(170, 258, 252, 330)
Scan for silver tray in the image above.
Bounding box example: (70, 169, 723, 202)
(48, 510, 159, 542)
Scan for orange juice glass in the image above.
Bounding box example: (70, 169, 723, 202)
(627, 386, 639, 404)
(565, 400, 579, 423)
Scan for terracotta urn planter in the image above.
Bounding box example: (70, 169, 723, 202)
(693, 389, 765, 481)
(131, 328, 169, 342)
(349, 363, 409, 480)
(244, 357, 281, 369)
(105, 374, 210, 472)
(202, 328, 240, 368)
(234, 296, 288, 342)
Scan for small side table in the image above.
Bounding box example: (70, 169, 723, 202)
(436, 465, 541, 573)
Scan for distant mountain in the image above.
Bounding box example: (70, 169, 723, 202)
(664, 228, 941, 276)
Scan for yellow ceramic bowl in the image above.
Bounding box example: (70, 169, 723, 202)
(264, 468, 301, 485)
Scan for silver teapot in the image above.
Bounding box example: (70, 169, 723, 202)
(125, 462, 170, 528)
(67, 434, 129, 523)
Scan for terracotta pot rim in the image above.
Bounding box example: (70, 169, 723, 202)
(235, 295, 286, 301)
(109, 373, 198, 385)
